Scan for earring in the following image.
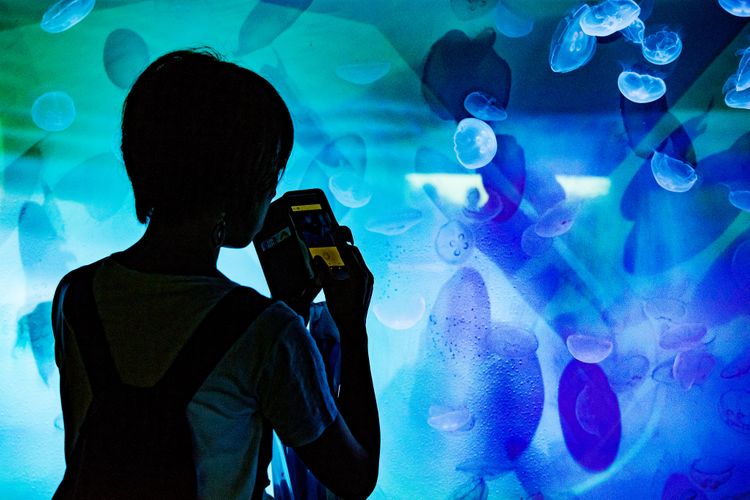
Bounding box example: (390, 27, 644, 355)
(210, 212, 227, 249)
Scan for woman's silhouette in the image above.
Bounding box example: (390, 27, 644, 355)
(52, 48, 379, 499)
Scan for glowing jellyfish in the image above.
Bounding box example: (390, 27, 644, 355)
(372, 294, 426, 330)
(549, 4, 597, 73)
(485, 324, 539, 358)
(652, 359, 678, 386)
(721, 350, 750, 378)
(575, 384, 612, 436)
(328, 172, 372, 208)
(642, 297, 687, 321)
(435, 220, 474, 264)
(566, 334, 613, 363)
(724, 82, 750, 109)
(335, 62, 391, 85)
(621, 18, 645, 44)
(463, 91, 508, 121)
(462, 187, 503, 222)
(578, 0, 641, 37)
(365, 209, 422, 235)
(731, 239, 750, 290)
(659, 323, 707, 350)
(31, 91, 76, 132)
(718, 0, 750, 17)
(689, 457, 734, 490)
(103, 28, 150, 90)
(642, 29, 683, 65)
(735, 48, 750, 91)
(729, 190, 750, 210)
(605, 354, 649, 392)
(718, 390, 750, 434)
(650, 151, 697, 192)
(494, 1, 534, 38)
(672, 349, 716, 390)
(559, 361, 621, 471)
(40, 0, 95, 33)
(617, 71, 666, 103)
(427, 405, 475, 432)
(534, 200, 580, 238)
(453, 118, 497, 169)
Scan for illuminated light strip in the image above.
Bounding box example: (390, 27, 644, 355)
(554, 175, 611, 199)
(405, 173, 489, 205)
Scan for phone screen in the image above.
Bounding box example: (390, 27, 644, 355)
(290, 203, 345, 268)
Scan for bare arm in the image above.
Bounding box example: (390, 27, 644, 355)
(293, 232, 380, 499)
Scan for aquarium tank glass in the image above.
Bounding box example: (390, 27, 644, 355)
(1, 0, 749, 498)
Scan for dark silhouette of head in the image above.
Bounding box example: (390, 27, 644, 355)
(121, 48, 293, 226)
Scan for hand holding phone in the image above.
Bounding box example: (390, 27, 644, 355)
(315, 226, 374, 331)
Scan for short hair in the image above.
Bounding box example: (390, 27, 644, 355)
(121, 48, 293, 223)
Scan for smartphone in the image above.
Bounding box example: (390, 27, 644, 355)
(254, 189, 348, 300)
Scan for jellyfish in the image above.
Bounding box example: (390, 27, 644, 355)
(659, 323, 707, 350)
(617, 70, 666, 103)
(718, 390, 750, 434)
(558, 361, 621, 471)
(578, 0, 641, 37)
(451, 478, 487, 500)
(689, 457, 734, 490)
(549, 4, 597, 73)
(724, 82, 750, 110)
(40, 0, 95, 33)
(534, 200, 580, 237)
(485, 324, 539, 358)
(494, 1, 534, 38)
(372, 294, 426, 330)
(641, 29, 683, 65)
(642, 297, 687, 321)
(365, 209, 422, 235)
(718, 0, 750, 17)
(427, 405, 475, 432)
(620, 18, 645, 44)
(729, 190, 750, 211)
(731, 239, 750, 290)
(453, 118, 497, 169)
(435, 220, 474, 264)
(721, 349, 750, 378)
(662, 474, 708, 500)
(566, 334, 614, 363)
(236, 0, 311, 55)
(15, 302, 55, 385)
(650, 151, 697, 192)
(335, 62, 391, 85)
(463, 91, 508, 121)
(672, 349, 716, 390)
(462, 187, 503, 222)
(328, 172, 372, 208)
(735, 48, 750, 91)
(31, 91, 76, 132)
(103, 28, 150, 90)
(521, 225, 553, 256)
(603, 354, 649, 392)
(652, 359, 679, 386)
(54, 153, 131, 221)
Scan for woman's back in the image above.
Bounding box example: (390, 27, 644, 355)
(54, 256, 337, 498)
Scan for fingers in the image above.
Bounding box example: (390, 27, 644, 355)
(332, 225, 354, 246)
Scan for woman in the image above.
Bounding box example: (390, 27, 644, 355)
(52, 48, 379, 499)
